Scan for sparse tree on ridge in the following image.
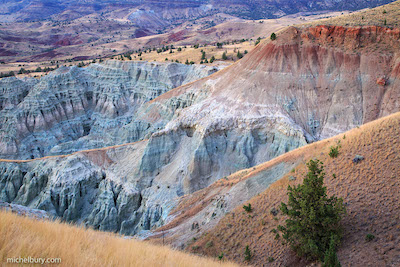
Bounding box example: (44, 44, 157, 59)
(277, 159, 346, 264)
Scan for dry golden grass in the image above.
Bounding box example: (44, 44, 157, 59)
(306, 0, 400, 27)
(190, 112, 400, 266)
(126, 42, 255, 65)
(0, 210, 240, 267)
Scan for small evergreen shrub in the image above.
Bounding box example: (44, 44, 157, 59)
(243, 203, 252, 213)
(329, 145, 340, 158)
(218, 252, 224, 260)
(365, 234, 375, 242)
(222, 52, 227, 60)
(270, 207, 278, 216)
(244, 245, 252, 261)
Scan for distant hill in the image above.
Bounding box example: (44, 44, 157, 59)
(0, 0, 395, 22)
(306, 0, 400, 26)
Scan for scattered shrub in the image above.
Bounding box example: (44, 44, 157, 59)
(365, 234, 375, 242)
(268, 256, 275, 262)
(329, 145, 340, 158)
(270, 32, 277, 41)
(244, 245, 252, 261)
(222, 52, 227, 60)
(205, 241, 213, 248)
(218, 252, 224, 260)
(243, 203, 252, 213)
(270, 207, 279, 216)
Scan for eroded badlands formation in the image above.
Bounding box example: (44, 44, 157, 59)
(0, 25, 399, 236)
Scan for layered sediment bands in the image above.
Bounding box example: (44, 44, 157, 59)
(1, 25, 400, 236)
(184, 25, 400, 140)
(0, 77, 38, 110)
(0, 61, 219, 159)
(0, 141, 155, 235)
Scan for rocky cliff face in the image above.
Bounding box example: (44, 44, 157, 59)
(1, 25, 399, 236)
(0, 61, 220, 159)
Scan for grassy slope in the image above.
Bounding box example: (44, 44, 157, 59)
(306, 0, 400, 27)
(190, 112, 400, 266)
(183, 4, 400, 265)
(0, 211, 239, 267)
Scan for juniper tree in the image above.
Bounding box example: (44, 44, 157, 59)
(222, 52, 227, 60)
(277, 159, 346, 263)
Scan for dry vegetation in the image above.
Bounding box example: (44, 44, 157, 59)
(190, 112, 400, 266)
(0, 210, 240, 267)
(0, 11, 347, 78)
(306, 0, 400, 27)
(121, 41, 255, 65)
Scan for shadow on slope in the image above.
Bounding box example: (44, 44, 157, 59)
(182, 112, 400, 266)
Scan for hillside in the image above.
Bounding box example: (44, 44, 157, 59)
(1, 11, 400, 240)
(0, 61, 220, 159)
(0, 210, 239, 267)
(0, 0, 394, 71)
(177, 112, 400, 266)
(0, 10, 343, 74)
(306, 0, 400, 27)
(0, 0, 393, 22)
